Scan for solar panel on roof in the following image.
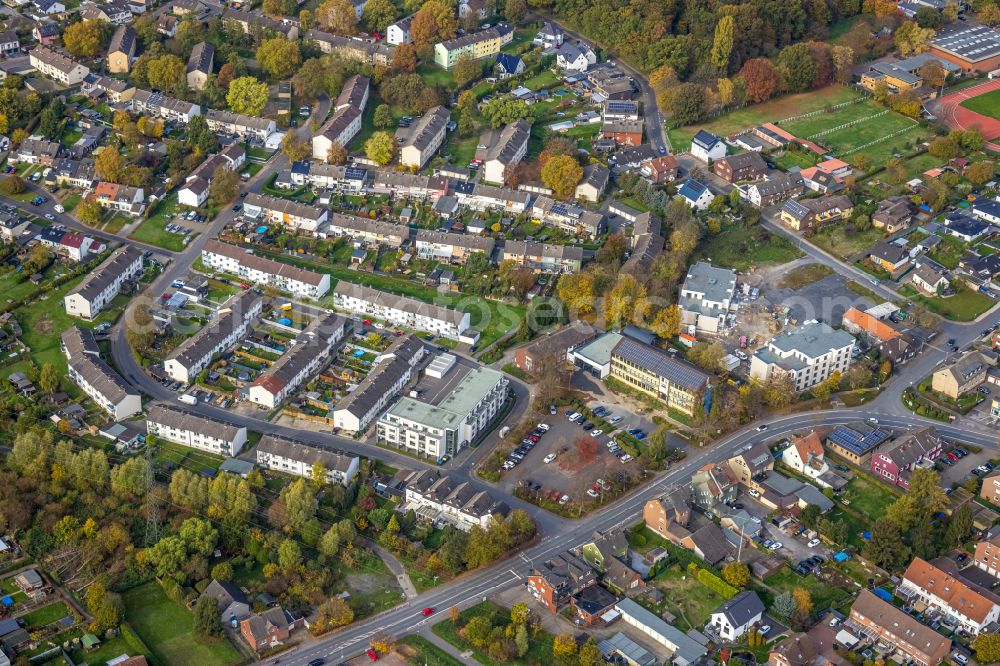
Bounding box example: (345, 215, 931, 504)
(345, 167, 366, 180)
(828, 426, 891, 455)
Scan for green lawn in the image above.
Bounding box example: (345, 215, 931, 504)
(840, 474, 900, 524)
(648, 565, 728, 631)
(778, 263, 834, 289)
(522, 69, 558, 91)
(16, 275, 130, 373)
(103, 213, 131, 235)
(123, 582, 241, 666)
(960, 88, 1000, 121)
(899, 284, 995, 321)
(21, 601, 70, 628)
(783, 100, 889, 139)
(761, 566, 851, 612)
(256, 248, 525, 349)
(153, 440, 225, 472)
(808, 224, 884, 261)
(667, 85, 862, 151)
(68, 624, 152, 666)
(61, 193, 81, 213)
(130, 194, 188, 251)
(417, 62, 457, 90)
(928, 234, 968, 269)
(694, 224, 802, 271)
(130, 219, 189, 252)
(432, 602, 554, 666)
(398, 635, 465, 666)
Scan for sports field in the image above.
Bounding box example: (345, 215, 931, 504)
(668, 85, 861, 151)
(782, 100, 889, 138)
(959, 88, 1000, 121)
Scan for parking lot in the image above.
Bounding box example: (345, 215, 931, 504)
(497, 405, 648, 505)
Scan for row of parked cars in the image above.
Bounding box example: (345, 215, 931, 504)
(794, 554, 825, 576)
(565, 406, 641, 465)
(939, 447, 971, 466)
(501, 423, 549, 471)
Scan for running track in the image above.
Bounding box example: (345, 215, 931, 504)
(936, 78, 1000, 152)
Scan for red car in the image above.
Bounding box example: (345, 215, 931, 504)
(366, 649, 379, 661)
(161, 293, 171, 299)
(422, 607, 435, 616)
(240, 282, 250, 289)
(363, 319, 372, 325)
(947, 452, 959, 461)
(528, 435, 540, 443)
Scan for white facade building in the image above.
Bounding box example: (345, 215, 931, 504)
(256, 434, 359, 485)
(749, 321, 855, 392)
(62, 326, 141, 420)
(332, 281, 470, 340)
(163, 291, 262, 384)
(201, 240, 330, 299)
(146, 404, 247, 456)
(64, 245, 144, 319)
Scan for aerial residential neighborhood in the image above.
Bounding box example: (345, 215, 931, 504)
(5, 0, 1000, 665)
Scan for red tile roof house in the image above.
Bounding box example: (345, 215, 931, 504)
(240, 607, 302, 652)
(527, 552, 596, 613)
(869, 426, 943, 489)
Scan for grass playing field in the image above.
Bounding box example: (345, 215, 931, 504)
(959, 88, 1000, 121)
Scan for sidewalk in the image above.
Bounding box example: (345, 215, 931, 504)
(367, 541, 417, 600)
(417, 626, 484, 665)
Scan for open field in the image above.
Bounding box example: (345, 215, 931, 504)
(668, 86, 862, 151)
(123, 582, 241, 666)
(899, 284, 995, 321)
(648, 564, 728, 631)
(21, 601, 70, 628)
(432, 601, 554, 666)
(695, 224, 801, 271)
(840, 474, 899, 523)
(960, 88, 1000, 121)
(782, 100, 886, 138)
(761, 566, 851, 612)
(131, 195, 189, 252)
(808, 224, 883, 261)
(778, 263, 833, 289)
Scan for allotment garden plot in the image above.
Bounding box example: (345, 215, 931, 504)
(780, 100, 925, 167)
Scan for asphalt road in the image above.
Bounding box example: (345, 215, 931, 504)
(80, 21, 1000, 659)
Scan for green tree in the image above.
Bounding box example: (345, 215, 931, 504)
(318, 526, 341, 560)
(373, 104, 394, 129)
(772, 590, 796, 618)
(464, 615, 493, 647)
(578, 638, 603, 666)
(281, 132, 311, 162)
(504, 0, 527, 24)
(541, 154, 583, 199)
(0, 176, 24, 196)
(553, 632, 577, 665)
(453, 56, 482, 88)
(710, 15, 735, 70)
(257, 38, 302, 80)
(863, 516, 911, 570)
(278, 538, 302, 570)
(317, 0, 358, 34)
(179, 517, 218, 555)
(39, 363, 60, 394)
(77, 197, 103, 226)
(95, 148, 127, 183)
(209, 166, 241, 205)
(192, 595, 222, 638)
(211, 562, 234, 581)
(64, 21, 103, 58)
(777, 43, 817, 92)
(227, 77, 269, 116)
(147, 55, 187, 95)
(480, 98, 531, 128)
(362, 0, 396, 33)
(364, 131, 395, 165)
(110, 457, 152, 497)
(650, 305, 681, 339)
(721, 562, 750, 588)
(667, 83, 707, 125)
(974, 634, 1000, 664)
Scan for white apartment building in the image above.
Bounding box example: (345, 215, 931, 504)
(130, 89, 200, 124)
(483, 119, 529, 185)
(386, 13, 415, 45)
(414, 229, 494, 264)
(678, 261, 738, 335)
(312, 75, 370, 160)
(146, 404, 247, 456)
(288, 163, 369, 192)
(246, 313, 345, 409)
(201, 240, 330, 299)
(243, 193, 328, 234)
(750, 320, 855, 392)
(452, 181, 531, 214)
(64, 245, 144, 319)
(29, 46, 89, 85)
(332, 281, 471, 340)
(62, 326, 140, 420)
(177, 145, 245, 208)
(163, 291, 262, 384)
(331, 334, 425, 434)
(399, 470, 510, 530)
(377, 366, 508, 459)
(255, 434, 359, 486)
(400, 106, 450, 169)
(326, 213, 406, 247)
(204, 108, 275, 142)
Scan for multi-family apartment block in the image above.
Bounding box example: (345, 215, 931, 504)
(201, 240, 330, 299)
(64, 245, 143, 319)
(163, 291, 262, 384)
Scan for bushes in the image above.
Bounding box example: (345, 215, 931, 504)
(688, 562, 739, 599)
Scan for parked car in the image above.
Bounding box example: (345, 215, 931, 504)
(609, 415, 623, 424)
(807, 538, 821, 548)
(543, 453, 556, 464)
